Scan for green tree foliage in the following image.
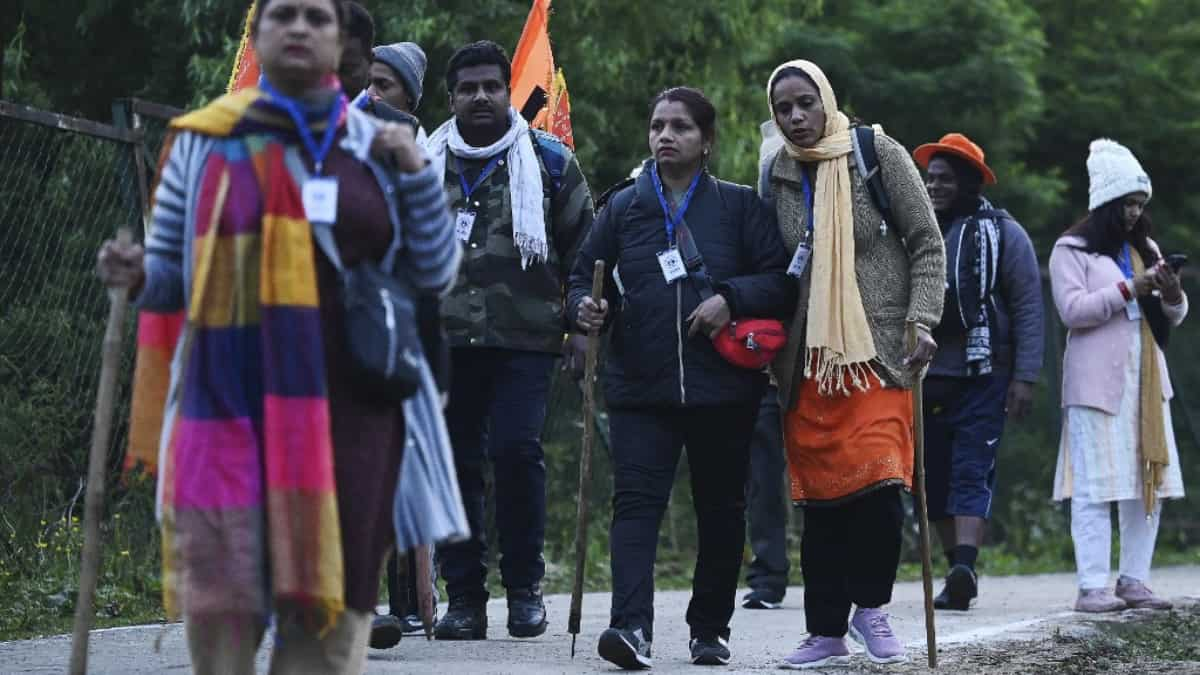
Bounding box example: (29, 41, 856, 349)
(7, 0, 1199, 250)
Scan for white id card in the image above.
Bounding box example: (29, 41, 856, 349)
(787, 242, 812, 278)
(455, 209, 476, 242)
(302, 177, 339, 224)
(1125, 298, 1142, 321)
(657, 248, 687, 284)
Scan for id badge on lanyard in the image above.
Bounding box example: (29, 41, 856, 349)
(302, 178, 339, 224)
(455, 209, 476, 242)
(788, 232, 812, 278)
(650, 163, 702, 286)
(788, 172, 815, 278)
(261, 80, 346, 226)
(657, 247, 687, 284)
(455, 154, 504, 243)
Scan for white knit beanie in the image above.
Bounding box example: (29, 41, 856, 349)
(1087, 138, 1152, 211)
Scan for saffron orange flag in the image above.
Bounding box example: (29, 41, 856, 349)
(228, 1, 261, 93)
(510, 0, 574, 148)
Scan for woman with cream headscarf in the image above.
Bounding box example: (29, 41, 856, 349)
(760, 60, 945, 670)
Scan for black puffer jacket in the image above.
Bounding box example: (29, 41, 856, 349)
(567, 164, 795, 409)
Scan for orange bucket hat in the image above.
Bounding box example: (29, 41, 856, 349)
(913, 133, 997, 185)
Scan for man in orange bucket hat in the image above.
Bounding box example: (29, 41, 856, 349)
(913, 133, 1044, 611)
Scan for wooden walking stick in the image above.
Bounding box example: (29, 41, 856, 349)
(907, 323, 937, 669)
(70, 228, 134, 675)
(568, 259, 605, 658)
(415, 544, 435, 640)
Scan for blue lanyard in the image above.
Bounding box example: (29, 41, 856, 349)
(456, 154, 505, 205)
(260, 79, 345, 176)
(1118, 244, 1134, 279)
(802, 170, 815, 238)
(650, 163, 703, 246)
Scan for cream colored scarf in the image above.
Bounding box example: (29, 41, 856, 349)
(1130, 248, 1169, 513)
(768, 60, 878, 395)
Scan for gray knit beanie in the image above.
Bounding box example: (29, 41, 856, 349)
(372, 42, 427, 110)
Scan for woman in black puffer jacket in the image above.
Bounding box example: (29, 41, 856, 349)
(566, 87, 794, 669)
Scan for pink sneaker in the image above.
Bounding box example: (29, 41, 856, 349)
(1116, 576, 1173, 610)
(849, 608, 907, 664)
(780, 635, 851, 670)
(1074, 588, 1126, 613)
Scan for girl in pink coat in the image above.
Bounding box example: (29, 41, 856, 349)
(1049, 139, 1188, 613)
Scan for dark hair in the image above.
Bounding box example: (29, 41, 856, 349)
(343, 2, 374, 53)
(648, 87, 718, 145)
(769, 66, 818, 101)
(445, 40, 512, 93)
(1064, 195, 1158, 266)
(932, 152, 984, 219)
(1066, 194, 1169, 346)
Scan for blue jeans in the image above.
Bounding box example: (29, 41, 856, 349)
(438, 348, 556, 603)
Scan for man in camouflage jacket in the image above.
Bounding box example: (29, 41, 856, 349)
(426, 40, 594, 641)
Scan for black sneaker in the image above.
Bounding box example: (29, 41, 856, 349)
(598, 627, 653, 670)
(401, 612, 427, 634)
(369, 613, 404, 649)
(938, 564, 978, 611)
(433, 599, 487, 640)
(741, 588, 784, 609)
(506, 585, 548, 638)
(690, 635, 731, 666)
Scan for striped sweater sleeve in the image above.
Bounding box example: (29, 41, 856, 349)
(393, 162, 459, 294)
(136, 132, 199, 312)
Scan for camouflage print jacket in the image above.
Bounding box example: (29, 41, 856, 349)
(440, 130, 595, 354)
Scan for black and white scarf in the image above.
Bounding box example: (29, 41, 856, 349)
(949, 197, 1005, 376)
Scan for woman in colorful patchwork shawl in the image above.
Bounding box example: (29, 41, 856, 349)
(760, 61, 945, 670)
(95, 0, 459, 672)
(1050, 139, 1187, 614)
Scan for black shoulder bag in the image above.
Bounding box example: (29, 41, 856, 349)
(311, 222, 424, 404)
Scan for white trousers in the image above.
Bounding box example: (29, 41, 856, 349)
(1070, 497, 1162, 590)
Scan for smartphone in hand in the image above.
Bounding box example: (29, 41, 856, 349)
(1164, 253, 1188, 273)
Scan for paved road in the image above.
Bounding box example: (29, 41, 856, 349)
(2, 566, 1196, 673)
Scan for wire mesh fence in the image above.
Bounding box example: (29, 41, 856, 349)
(0, 100, 185, 636)
(0, 103, 144, 516)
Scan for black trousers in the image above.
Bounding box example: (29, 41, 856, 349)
(745, 385, 790, 594)
(608, 402, 759, 642)
(801, 486, 904, 637)
(438, 348, 557, 603)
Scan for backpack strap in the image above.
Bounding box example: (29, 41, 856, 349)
(595, 177, 636, 216)
(676, 217, 716, 301)
(528, 128, 565, 196)
(851, 126, 894, 231)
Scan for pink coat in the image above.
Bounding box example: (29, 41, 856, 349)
(1049, 236, 1188, 414)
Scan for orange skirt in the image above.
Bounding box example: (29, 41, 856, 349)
(785, 374, 914, 504)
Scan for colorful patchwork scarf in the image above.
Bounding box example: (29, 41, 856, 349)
(126, 80, 348, 632)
